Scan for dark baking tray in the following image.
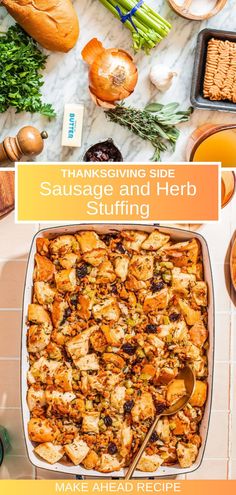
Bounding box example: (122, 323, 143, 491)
(191, 28, 236, 113)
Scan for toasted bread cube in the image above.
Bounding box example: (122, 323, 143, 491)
(28, 418, 58, 443)
(97, 260, 116, 284)
(172, 267, 196, 292)
(98, 454, 122, 473)
(110, 386, 126, 413)
(27, 387, 46, 411)
(34, 443, 64, 464)
(51, 300, 68, 328)
(83, 249, 107, 267)
(54, 366, 73, 392)
(77, 295, 92, 321)
(156, 418, 170, 443)
(177, 442, 198, 468)
(55, 268, 76, 293)
(190, 381, 207, 407)
(156, 367, 177, 385)
(50, 235, 79, 256)
(129, 255, 154, 281)
(102, 353, 125, 369)
(36, 238, 49, 256)
(143, 288, 170, 312)
(192, 282, 208, 306)
(189, 321, 208, 348)
(137, 453, 163, 472)
(45, 390, 76, 411)
(101, 324, 125, 346)
(90, 330, 107, 353)
(172, 416, 190, 436)
(75, 354, 99, 371)
(59, 253, 78, 269)
(93, 297, 120, 322)
(82, 412, 100, 434)
(76, 231, 106, 253)
(28, 324, 52, 353)
(141, 230, 170, 251)
(121, 230, 148, 252)
(64, 436, 89, 466)
(82, 450, 99, 470)
(178, 299, 201, 326)
(119, 423, 133, 457)
(27, 357, 60, 385)
(167, 379, 186, 405)
(66, 326, 98, 362)
(164, 239, 199, 267)
(132, 392, 155, 423)
(28, 304, 51, 325)
(114, 256, 129, 282)
(34, 254, 55, 282)
(34, 282, 55, 305)
(125, 276, 147, 291)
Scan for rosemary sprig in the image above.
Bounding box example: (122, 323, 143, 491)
(105, 103, 193, 161)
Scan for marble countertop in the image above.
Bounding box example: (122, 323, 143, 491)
(0, 0, 236, 163)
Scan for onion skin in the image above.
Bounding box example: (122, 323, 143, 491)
(82, 39, 138, 105)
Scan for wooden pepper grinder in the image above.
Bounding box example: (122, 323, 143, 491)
(0, 126, 48, 166)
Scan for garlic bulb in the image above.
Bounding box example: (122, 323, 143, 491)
(150, 64, 177, 92)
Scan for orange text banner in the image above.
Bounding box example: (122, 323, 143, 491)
(0, 480, 236, 495)
(16, 163, 220, 223)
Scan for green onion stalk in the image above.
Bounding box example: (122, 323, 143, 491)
(97, 0, 171, 53)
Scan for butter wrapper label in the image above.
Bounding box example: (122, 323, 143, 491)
(62, 104, 84, 147)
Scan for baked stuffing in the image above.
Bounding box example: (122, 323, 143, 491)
(26, 230, 208, 473)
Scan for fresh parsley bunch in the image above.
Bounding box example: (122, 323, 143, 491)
(0, 24, 56, 117)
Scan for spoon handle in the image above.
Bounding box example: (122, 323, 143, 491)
(125, 415, 161, 480)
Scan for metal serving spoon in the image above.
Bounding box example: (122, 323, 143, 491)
(125, 365, 196, 480)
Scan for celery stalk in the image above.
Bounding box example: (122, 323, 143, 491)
(97, 0, 171, 53)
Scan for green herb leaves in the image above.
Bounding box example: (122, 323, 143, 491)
(105, 103, 193, 161)
(0, 25, 56, 117)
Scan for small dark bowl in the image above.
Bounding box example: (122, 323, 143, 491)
(191, 28, 236, 113)
(83, 139, 123, 162)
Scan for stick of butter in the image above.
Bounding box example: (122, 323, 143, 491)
(61, 104, 84, 147)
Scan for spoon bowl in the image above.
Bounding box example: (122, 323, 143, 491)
(125, 365, 196, 480)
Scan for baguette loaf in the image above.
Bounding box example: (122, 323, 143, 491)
(2, 0, 79, 52)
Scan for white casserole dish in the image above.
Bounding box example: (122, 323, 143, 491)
(21, 224, 215, 478)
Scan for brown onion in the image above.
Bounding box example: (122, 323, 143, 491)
(82, 38, 138, 107)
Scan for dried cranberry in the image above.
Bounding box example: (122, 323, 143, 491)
(108, 442, 117, 455)
(104, 416, 113, 427)
(150, 431, 159, 443)
(145, 324, 157, 334)
(116, 243, 126, 254)
(169, 313, 180, 322)
(76, 263, 89, 279)
(124, 400, 134, 413)
(156, 403, 167, 415)
(61, 307, 72, 325)
(122, 343, 137, 355)
(151, 281, 165, 292)
(111, 285, 118, 294)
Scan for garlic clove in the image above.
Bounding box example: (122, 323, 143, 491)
(150, 64, 177, 92)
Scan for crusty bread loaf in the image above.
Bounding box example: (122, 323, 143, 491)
(2, 0, 79, 52)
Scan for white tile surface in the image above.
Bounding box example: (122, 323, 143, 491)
(212, 363, 230, 412)
(204, 412, 229, 459)
(186, 460, 228, 480)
